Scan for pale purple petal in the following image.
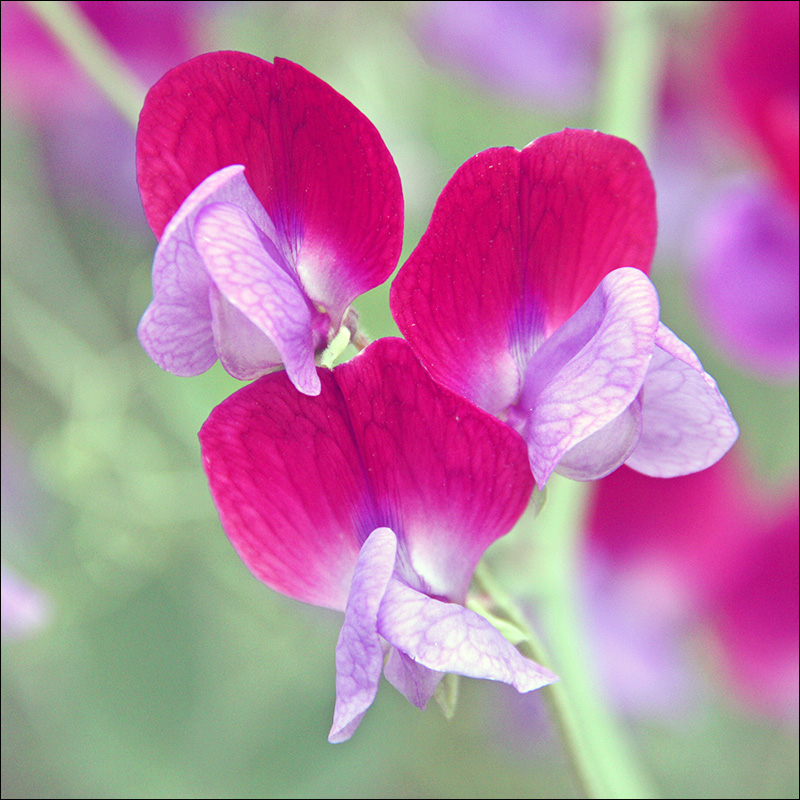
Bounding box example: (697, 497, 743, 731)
(207, 284, 284, 379)
(515, 268, 659, 486)
(195, 202, 321, 395)
(625, 324, 739, 477)
(383, 648, 444, 710)
(556, 395, 643, 481)
(329, 528, 398, 744)
(138, 165, 278, 376)
(378, 579, 558, 692)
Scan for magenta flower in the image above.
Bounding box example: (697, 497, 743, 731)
(136, 52, 403, 394)
(714, 0, 799, 201)
(391, 129, 738, 486)
(588, 459, 799, 718)
(686, 1, 799, 378)
(199, 337, 556, 742)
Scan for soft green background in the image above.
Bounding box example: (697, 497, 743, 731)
(2, 2, 798, 797)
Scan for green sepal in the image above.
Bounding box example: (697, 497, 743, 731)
(433, 672, 460, 720)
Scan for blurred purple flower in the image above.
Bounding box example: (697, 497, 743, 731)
(694, 180, 799, 379)
(416, 1, 601, 110)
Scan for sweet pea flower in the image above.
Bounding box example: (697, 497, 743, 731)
(136, 52, 403, 394)
(588, 459, 799, 718)
(199, 337, 557, 743)
(693, 179, 799, 379)
(391, 129, 738, 486)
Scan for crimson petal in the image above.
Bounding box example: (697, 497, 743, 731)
(137, 52, 403, 320)
(392, 129, 656, 415)
(198, 368, 366, 611)
(198, 338, 533, 609)
(334, 338, 534, 602)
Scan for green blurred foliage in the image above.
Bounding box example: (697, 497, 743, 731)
(2, 2, 797, 798)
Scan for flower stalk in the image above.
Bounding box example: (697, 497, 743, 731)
(478, 476, 657, 799)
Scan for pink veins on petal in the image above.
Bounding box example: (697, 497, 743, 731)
(136, 52, 403, 392)
(199, 338, 556, 742)
(392, 128, 738, 484)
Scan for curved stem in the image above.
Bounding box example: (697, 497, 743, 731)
(473, 561, 594, 799)
(21, 0, 146, 127)
(476, 476, 657, 799)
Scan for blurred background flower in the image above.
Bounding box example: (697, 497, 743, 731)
(416, 0, 603, 111)
(2, 1, 797, 797)
(1, 0, 212, 226)
(585, 456, 798, 719)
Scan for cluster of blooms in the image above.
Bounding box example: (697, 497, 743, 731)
(586, 458, 798, 718)
(136, 51, 738, 741)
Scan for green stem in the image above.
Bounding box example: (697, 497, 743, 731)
(478, 476, 657, 798)
(595, 0, 667, 155)
(473, 562, 594, 799)
(21, 0, 146, 127)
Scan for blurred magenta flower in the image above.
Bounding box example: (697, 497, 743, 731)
(709, 493, 799, 717)
(714, 0, 799, 200)
(1, 1, 206, 225)
(199, 337, 556, 742)
(688, 0, 799, 378)
(137, 52, 403, 394)
(392, 129, 738, 486)
(1, 1, 201, 105)
(587, 458, 799, 718)
(416, 1, 601, 110)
